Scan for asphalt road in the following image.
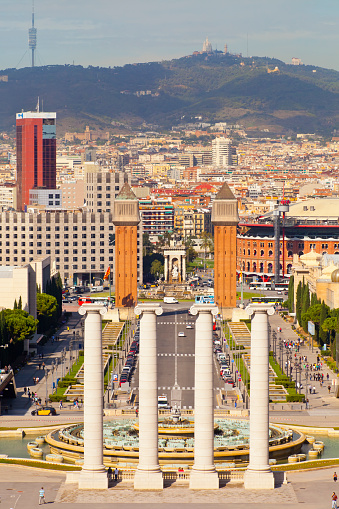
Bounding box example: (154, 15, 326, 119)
(131, 304, 224, 409)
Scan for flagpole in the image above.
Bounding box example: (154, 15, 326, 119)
(109, 265, 112, 307)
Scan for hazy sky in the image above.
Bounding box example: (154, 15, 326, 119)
(1, 0, 339, 71)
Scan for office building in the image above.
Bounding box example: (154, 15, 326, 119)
(16, 111, 56, 210)
(212, 137, 235, 168)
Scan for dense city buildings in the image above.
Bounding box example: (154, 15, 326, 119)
(16, 110, 56, 210)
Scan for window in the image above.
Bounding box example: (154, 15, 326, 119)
(322, 243, 328, 249)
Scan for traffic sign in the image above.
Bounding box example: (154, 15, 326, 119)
(112, 374, 118, 382)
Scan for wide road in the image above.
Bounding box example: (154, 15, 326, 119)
(132, 304, 223, 409)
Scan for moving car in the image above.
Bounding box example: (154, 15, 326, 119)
(164, 297, 178, 304)
(178, 332, 185, 337)
(186, 324, 193, 329)
(31, 406, 57, 416)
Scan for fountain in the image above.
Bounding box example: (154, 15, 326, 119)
(44, 415, 305, 467)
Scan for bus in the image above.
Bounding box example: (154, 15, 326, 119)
(273, 282, 289, 291)
(251, 296, 284, 305)
(249, 282, 271, 291)
(195, 295, 214, 304)
(78, 296, 114, 306)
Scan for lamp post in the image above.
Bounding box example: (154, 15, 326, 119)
(45, 368, 49, 405)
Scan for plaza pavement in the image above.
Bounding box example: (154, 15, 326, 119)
(0, 463, 337, 508)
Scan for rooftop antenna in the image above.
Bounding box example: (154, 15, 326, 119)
(36, 97, 40, 113)
(28, 0, 37, 67)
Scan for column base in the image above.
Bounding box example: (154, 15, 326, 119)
(244, 469, 275, 490)
(78, 470, 108, 490)
(189, 469, 219, 490)
(134, 469, 163, 491)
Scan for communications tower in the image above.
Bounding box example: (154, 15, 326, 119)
(28, 1, 37, 67)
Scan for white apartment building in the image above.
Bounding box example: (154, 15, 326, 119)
(0, 185, 17, 210)
(212, 137, 233, 167)
(0, 210, 142, 286)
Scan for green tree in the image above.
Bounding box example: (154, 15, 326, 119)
(37, 293, 58, 333)
(143, 233, 153, 256)
(13, 299, 17, 310)
(322, 316, 337, 355)
(287, 275, 294, 313)
(319, 301, 329, 346)
(150, 259, 164, 277)
(301, 284, 310, 331)
(187, 246, 198, 264)
(200, 232, 214, 271)
(296, 281, 302, 325)
(18, 296, 22, 310)
(3, 309, 38, 343)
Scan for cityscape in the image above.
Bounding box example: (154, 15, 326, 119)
(1, 2, 339, 508)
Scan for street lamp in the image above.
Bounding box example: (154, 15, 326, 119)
(45, 368, 49, 405)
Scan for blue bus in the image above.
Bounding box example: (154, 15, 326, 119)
(195, 295, 214, 304)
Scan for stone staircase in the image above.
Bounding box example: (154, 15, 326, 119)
(64, 322, 123, 401)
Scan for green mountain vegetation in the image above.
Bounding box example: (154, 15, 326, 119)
(1, 52, 339, 134)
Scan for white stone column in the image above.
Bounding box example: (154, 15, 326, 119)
(189, 304, 219, 490)
(78, 304, 108, 490)
(164, 256, 168, 283)
(134, 303, 163, 490)
(244, 303, 275, 490)
(182, 254, 186, 282)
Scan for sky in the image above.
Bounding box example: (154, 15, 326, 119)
(1, 0, 339, 71)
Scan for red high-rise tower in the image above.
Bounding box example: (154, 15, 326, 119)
(16, 111, 56, 211)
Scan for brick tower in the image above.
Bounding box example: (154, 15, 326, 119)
(212, 183, 239, 310)
(113, 183, 140, 307)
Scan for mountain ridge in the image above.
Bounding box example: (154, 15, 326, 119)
(0, 53, 339, 134)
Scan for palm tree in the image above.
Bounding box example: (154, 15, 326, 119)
(200, 233, 214, 272)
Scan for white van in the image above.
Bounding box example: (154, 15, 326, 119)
(158, 395, 169, 409)
(163, 297, 178, 304)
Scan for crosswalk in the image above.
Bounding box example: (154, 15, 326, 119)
(158, 386, 195, 391)
(158, 322, 194, 326)
(158, 353, 195, 357)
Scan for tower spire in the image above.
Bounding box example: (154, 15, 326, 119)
(28, 0, 37, 67)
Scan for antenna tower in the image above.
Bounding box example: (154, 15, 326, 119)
(28, 0, 37, 67)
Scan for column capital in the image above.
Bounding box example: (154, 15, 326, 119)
(189, 304, 219, 316)
(134, 303, 163, 317)
(245, 303, 275, 317)
(78, 304, 107, 317)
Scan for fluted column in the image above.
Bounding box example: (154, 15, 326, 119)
(134, 303, 163, 490)
(189, 303, 219, 490)
(78, 304, 108, 490)
(244, 303, 275, 490)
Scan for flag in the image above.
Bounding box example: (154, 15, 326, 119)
(103, 266, 111, 280)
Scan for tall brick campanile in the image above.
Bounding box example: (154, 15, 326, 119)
(113, 183, 140, 308)
(212, 183, 239, 310)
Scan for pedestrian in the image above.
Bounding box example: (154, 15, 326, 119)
(332, 492, 338, 509)
(33, 377, 36, 385)
(329, 385, 331, 394)
(313, 386, 316, 394)
(334, 472, 338, 482)
(28, 390, 31, 399)
(42, 362, 45, 370)
(327, 373, 330, 381)
(107, 466, 112, 480)
(59, 400, 63, 409)
(23, 387, 27, 395)
(39, 487, 46, 505)
(114, 467, 119, 481)
(38, 363, 41, 370)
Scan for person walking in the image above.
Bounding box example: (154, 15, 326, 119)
(329, 385, 332, 394)
(114, 467, 119, 481)
(107, 466, 112, 480)
(39, 487, 46, 505)
(59, 400, 63, 410)
(332, 492, 338, 509)
(334, 472, 338, 482)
